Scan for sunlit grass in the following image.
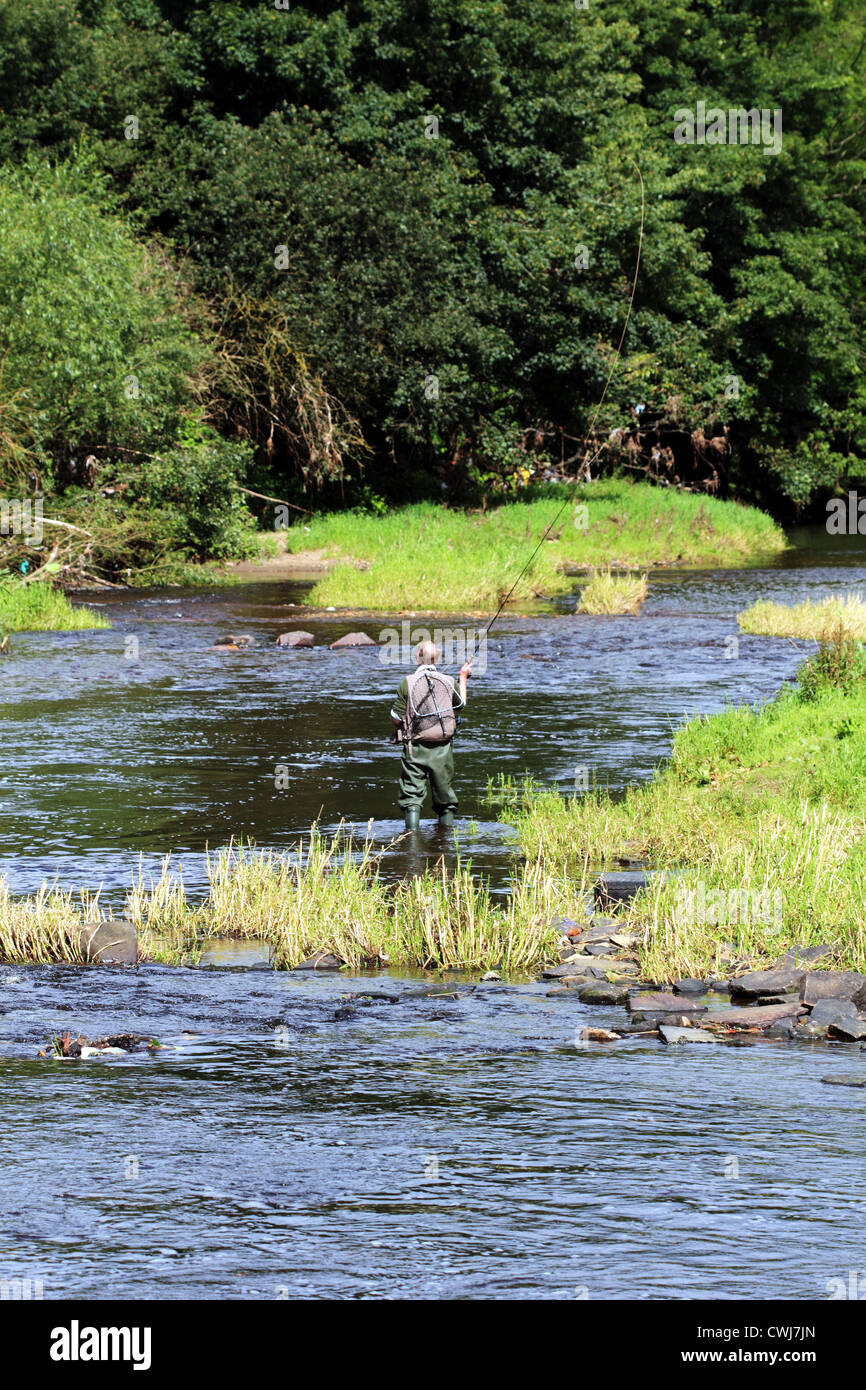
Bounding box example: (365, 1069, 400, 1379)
(0, 579, 111, 633)
(283, 481, 786, 613)
(577, 566, 648, 614)
(490, 675, 866, 980)
(738, 593, 866, 640)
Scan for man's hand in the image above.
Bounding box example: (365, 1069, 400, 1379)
(459, 657, 474, 680)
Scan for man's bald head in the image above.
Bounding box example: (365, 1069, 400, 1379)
(415, 640, 441, 666)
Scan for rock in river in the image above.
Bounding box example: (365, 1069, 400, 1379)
(627, 991, 705, 1014)
(577, 981, 631, 1005)
(809, 997, 858, 1027)
(729, 966, 807, 1000)
(707, 1001, 804, 1030)
(827, 1017, 866, 1042)
(293, 951, 344, 971)
(276, 630, 315, 648)
(328, 632, 378, 649)
(800, 971, 866, 1006)
(659, 1025, 716, 1045)
(71, 918, 137, 966)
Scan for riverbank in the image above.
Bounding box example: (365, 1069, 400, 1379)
(271, 482, 786, 612)
(495, 631, 866, 981)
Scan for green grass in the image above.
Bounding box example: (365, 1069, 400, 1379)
(284, 481, 786, 613)
(577, 566, 648, 615)
(0, 579, 111, 632)
(2, 829, 588, 974)
(738, 593, 866, 640)
(490, 656, 866, 980)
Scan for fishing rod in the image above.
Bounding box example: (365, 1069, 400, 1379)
(482, 160, 646, 639)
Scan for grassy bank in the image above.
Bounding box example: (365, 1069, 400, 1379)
(493, 634, 866, 979)
(0, 579, 111, 633)
(285, 481, 787, 612)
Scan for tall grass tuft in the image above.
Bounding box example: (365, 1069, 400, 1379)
(0, 579, 111, 633)
(577, 567, 648, 615)
(738, 593, 866, 640)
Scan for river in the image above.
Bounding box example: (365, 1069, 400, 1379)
(0, 525, 864, 1298)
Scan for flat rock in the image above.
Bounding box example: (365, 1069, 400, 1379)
(754, 992, 801, 1007)
(800, 971, 866, 1006)
(627, 992, 705, 1014)
(276, 630, 315, 648)
(659, 1025, 716, 1045)
(71, 918, 137, 966)
(828, 1017, 866, 1042)
(328, 632, 378, 649)
(542, 958, 601, 979)
(822, 1075, 866, 1088)
(730, 966, 806, 1000)
(577, 981, 631, 1005)
(292, 951, 344, 971)
(560, 967, 610, 986)
(673, 978, 710, 996)
(705, 1001, 804, 1029)
(629, 1011, 704, 1028)
(809, 997, 858, 1026)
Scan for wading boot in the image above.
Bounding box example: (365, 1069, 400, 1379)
(404, 807, 421, 831)
(438, 811, 455, 829)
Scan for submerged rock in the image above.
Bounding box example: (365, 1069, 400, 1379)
(276, 630, 315, 648)
(821, 1075, 866, 1088)
(577, 1027, 622, 1043)
(673, 978, 710, 996)
(328, 632, 378, 649)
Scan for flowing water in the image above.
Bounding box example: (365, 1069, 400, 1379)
(1, 526, 865, 1298)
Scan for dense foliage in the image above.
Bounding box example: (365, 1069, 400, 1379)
(0, 0, 864, 566)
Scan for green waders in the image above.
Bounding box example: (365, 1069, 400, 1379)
(398, 739, 458, 818)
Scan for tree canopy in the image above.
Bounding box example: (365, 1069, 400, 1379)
(0, 0, 864, 533)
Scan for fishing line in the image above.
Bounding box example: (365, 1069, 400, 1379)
(482, 160, 646, 639)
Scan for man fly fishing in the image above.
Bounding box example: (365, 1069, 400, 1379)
(390, 640, 472, 829)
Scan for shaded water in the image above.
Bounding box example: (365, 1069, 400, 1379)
(1, 525, 865, 1299)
